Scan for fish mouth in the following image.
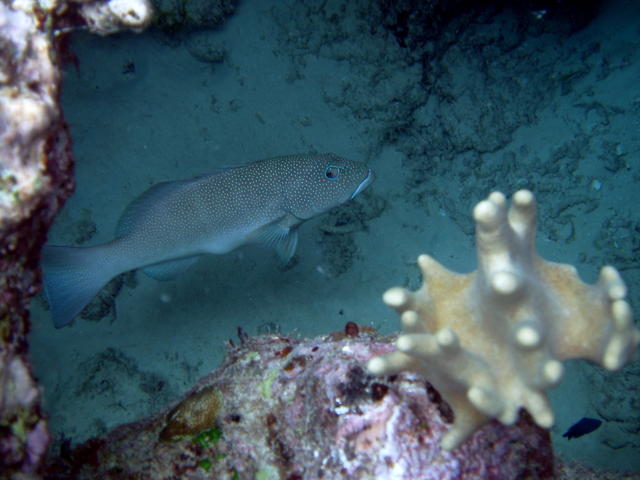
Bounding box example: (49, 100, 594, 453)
(350, 169, 375, 199)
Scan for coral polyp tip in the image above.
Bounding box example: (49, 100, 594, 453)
(382, 287, 408, 308)
(473, 197, 501, 229)
(542, 360, 564, 385)
(515, 322, 541, 348)
(491, 270, 520, 295)
(366, 356, 388, 376)
(513, 188, 534, 206)
(368, 189, 639, 450)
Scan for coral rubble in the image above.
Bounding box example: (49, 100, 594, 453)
(77, 0, 153, 35)
(45, 333, 553, 479)
(368, 190, 640, 450)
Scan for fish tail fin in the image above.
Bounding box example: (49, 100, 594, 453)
(40, 245, 115, 328)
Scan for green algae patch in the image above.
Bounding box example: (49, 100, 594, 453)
(198, 458, 212, 472)
(259, 368, 279, 399)
(255, 466, 279, 480)
(193, 426, 223, 448)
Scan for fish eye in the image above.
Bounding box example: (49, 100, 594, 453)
(325, 166, 342, 180)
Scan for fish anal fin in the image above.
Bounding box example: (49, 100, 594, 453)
(142, 256, 201, 280)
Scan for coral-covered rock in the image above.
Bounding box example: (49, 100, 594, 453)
(1, 0, 156, 475)
(46, 332, 553, 479)
(0, 0, 73, 476)
(78, 0, 154, 35)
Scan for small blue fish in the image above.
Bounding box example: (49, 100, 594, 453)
(41, 153, 374, 328)
(562, 417, 602, 439)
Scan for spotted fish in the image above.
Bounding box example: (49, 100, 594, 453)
(41, 153, 374, 328)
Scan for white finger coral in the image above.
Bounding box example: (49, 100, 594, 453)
(367, 190, 640, 451)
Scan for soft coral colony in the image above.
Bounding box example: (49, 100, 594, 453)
(368, 189, 640, 451)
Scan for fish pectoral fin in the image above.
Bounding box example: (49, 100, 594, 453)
(250, 220, 299, 265)
(142, 255, 201, 280)
(275, 229, 298, 265)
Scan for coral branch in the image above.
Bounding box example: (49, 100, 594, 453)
(368, 190, 640, 450)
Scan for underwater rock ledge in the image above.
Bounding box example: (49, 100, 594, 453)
(0, 0, 73, 477)
(44, 332, 554, 480)
(0, 0, 155, 475)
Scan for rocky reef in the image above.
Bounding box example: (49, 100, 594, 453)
(45, 329, 554, 479)
(1, 0, 71, 477)
(2, 0, 639, 477)
(368, 190, 639, 450)
(0, 0, 153, 475)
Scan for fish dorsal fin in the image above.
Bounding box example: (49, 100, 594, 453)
(115, 179, 194, 238)
(115, 168, 239, 238)
(250, 219, 299, 264)
(142, 256, 201, 280)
